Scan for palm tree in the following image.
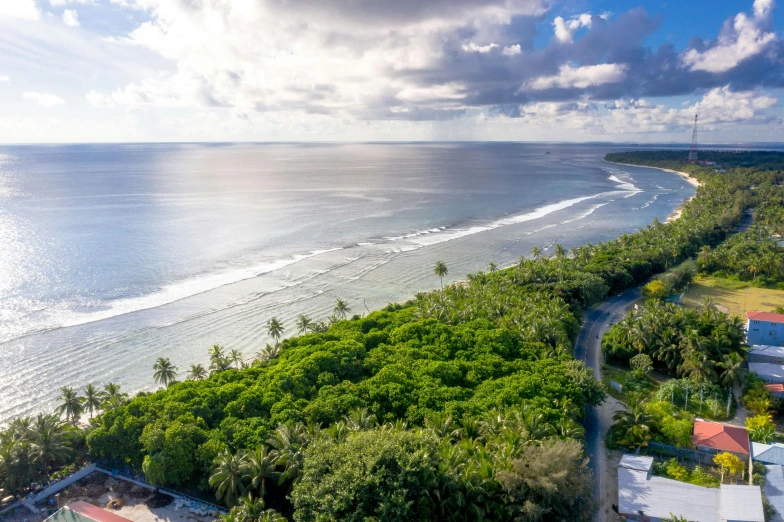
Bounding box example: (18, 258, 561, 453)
(296, 314, 312, 334)
(612, 398, 653, 452)
(209, 344, 226, 363)
(721, 352, 745, 417)
(553, 243, 566, 259)
(333, 299, 351, 320)
(267, 317, 284, 345)
(187, 364, 208, 381)
(210, 451, 246, 508)
(56, 386, 83, 426)
(229, 349, 244, 369)
(82, 384, 104, 420)
(240, 445, 279, 498)
(266, 423, 309, 484)
(152, 357, 178, 388)
(343, 407, 377, 431)
(102, 383, 128, 410)
(434, 260, 448, 288)
(531, 246, 543, 260)
(487, 261, 498, 273)
(30, 413, 70, 479)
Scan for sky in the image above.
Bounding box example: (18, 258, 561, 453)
(0, 0, 782, 143)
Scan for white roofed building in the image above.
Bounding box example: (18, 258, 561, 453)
(618, 454, 764, 522)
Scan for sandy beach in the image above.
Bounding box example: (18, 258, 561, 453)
(605, 160, 701, 223)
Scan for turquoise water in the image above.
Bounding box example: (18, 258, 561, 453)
(0, 142, 694, 422)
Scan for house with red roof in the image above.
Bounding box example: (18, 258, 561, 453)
(693, 419, 750, 457)
(747, 311, 784, 347)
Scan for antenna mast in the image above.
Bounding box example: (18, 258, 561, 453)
(688, 114, 698, 163)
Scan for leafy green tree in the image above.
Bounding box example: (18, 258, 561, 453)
(746, 415, 775, 443)
(152, 357, 178, 388)
(630, 353, 653, 379)
(291, 430, 438, 522)
(714, 452, 745, 484)
(643, 279, 669, 300)
(433, 260, 448, 288)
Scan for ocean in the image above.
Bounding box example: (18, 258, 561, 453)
(0, 142, 695, 423)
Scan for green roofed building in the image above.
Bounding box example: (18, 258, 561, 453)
(45, 502, 132, 522)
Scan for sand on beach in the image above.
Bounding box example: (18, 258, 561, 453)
(604, 160, 701, 223)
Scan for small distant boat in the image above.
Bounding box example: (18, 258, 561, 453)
(545, 151, 551, 155)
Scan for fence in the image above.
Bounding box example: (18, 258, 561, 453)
(95, 467, 228, 514)
(28, 464, 97, 504)
(646, 441, 722, 466)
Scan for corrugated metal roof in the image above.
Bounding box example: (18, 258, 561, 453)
(750, 345, 784, 358)
(750, 362, 784, 383)
(752, 443, 784, 465)
(720, 484, 765, 521)
(618, 467, 720, 522)
(619, 454, 653, 472)
(618, 454, 765, 522)
(763, 465, 784, 522)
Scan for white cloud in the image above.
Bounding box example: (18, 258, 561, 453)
(0, 76, 9, 84)
(23, 92, 65, 107)
(462, 42, 498, 53)
(397, 83, 466, 102)
(0, 0, 40, 20)
(527, 63, 627, 90)
(63, 9, 80, 27)
(85, 89, 115, 107)
(681, 1, 776, 73)
(502, 44, 521, 56)
(552, 13, 597, 44)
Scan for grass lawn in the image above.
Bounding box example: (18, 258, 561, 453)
(681, 276, 784, 318)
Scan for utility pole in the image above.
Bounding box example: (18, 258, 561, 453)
(688, 114, 698, 163)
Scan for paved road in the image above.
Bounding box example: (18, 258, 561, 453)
(574, 288, 640, 522)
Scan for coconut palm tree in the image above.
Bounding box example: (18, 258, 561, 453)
(612, 398, 653, 452)
(187, 364, 208, 381)
(434, 260, 448, 288)
(487, 261, 498, 273)
(296, 314, 312, 334)
(82, 384, 105, 420)
(721, 352, 745, 417)
(531, 246, 543, 260)
(152, 357, 178, 388)
(333, 299, 351, 320)
(240, 445, 279, 498)
(343, 407, 377, 431)
(553, 243, 566, 259)
(209, 344, 226, 363)
(30, 413, 70, 479)
(102, 383, 128, 410)
(210, 451, 246, 508)
(267, 317, 284, 345)
(229, 349, 244, 369)
(56, 386, 83, 426)
(266, 423, 309, 484)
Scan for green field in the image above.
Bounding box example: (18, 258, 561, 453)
(682, 276, 784, 318)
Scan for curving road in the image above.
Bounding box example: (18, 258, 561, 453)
(574, 288, 640, 522)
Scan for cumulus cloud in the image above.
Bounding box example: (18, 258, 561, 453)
(681, 0, 776, 73)
(79, 0, 783, 129)
(462, 42, 498, 53)
(0, 76, 9, 84)
(528, 64, 627, 90)
(62, 9, 80, 27)
(23, 92, 65, 107)
(0, 0, 40, 20)
(552, 13, 609, 44)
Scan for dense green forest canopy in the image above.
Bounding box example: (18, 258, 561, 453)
(5, 150, 783, 521)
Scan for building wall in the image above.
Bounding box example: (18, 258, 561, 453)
(747, 319, 784, 346)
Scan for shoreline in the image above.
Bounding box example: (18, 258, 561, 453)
(604, 159, 700, 223)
